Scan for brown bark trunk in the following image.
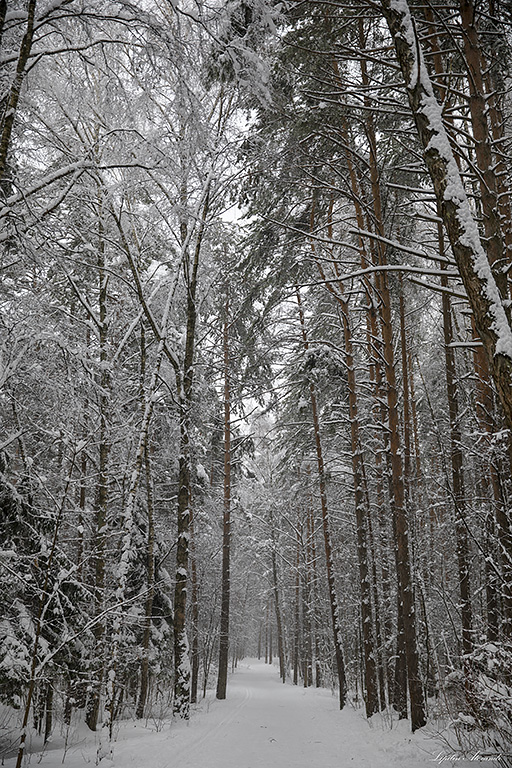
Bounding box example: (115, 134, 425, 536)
(308, 505, 322, 689)
(332, 58, 398, 715)
(309, 193, 379, 714)
(293, 525, 301, 686)
(361, 44, 426, 726)
(340, 296, 379, 716)
(472, 324, 512, 636)
(346, 61, 425, 727)
(439, 222, 473, 655)
(296, 289, 347, 708)
(458, 0, 506, 294)
(269, 508, 286, 683)
(380, 0, 512, 436)
(303, 506, 314, 688)
(393, 598, 408, 719)
(217, 290, 232, 700)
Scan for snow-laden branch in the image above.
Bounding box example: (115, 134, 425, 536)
(379, 0, 512, 429)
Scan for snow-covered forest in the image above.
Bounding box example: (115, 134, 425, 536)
(1, 0, 512, 765)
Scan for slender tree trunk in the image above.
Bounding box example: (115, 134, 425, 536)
(309, 194, 378, 715)
(302, 522, 313, 688)
(393, 596, 408, 720)
(102, 347, 164, 748)
(357, 54, 426, 727)
(293, 525, 301, 686)
(269, 508, 286, 684)
(296, 289, 347, 708)
(189, 504, 200, 704)
(333, 67, 395, 710)
(367, 508, 387, 710)
(44, 684, 53, 744)
(308, 505, 322, 689)
(269, 610, 273, 665)
(265, 602, 269, 664)
(86, 212, 109, 733)
(173, 189, 210, 718)
(136, 325, 157, 719)
(136, 446, 156, 719)
(439, 223, 473, 655)
(216, 290, 232, 700)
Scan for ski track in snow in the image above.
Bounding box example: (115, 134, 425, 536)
(8, 660, 482, 768)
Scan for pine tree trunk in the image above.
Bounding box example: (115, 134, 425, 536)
(293, 527, 301, 686)
(359, 72, 426, 727)
(302, 526, 313, 687)
(393, 598, 408, 719)
(296, 289, 347, 708)
(458, 0, 506, 295)
(341, 300, 378, 717)
(308, 506, 322, 689)
(472, 323, 512, 636)
(367, 507, 387, 710)
(216, 292, 232, 701)
(333, 73, 394, 711)
(379, 0, 512, 434)
(439, 224, 473, 655)
(303, 506, 314, 688)
(269, 508, 286, 683)
(309, 194, 379, 715)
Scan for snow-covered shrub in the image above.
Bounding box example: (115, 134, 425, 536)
(442, 644, 512, 766)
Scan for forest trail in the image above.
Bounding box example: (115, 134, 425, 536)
(10, 659, 479, 768)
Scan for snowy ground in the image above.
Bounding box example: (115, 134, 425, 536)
(5, 660, 495, 768)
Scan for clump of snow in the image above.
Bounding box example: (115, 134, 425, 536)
(196, 463, 209, 483)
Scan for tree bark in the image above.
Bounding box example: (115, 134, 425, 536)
(189, 503, 200, 704)
(439, 225, 473, 656)
(296, 289, 347, 708)
(0, 0, 37, 189)
(379, 0, 512, 434)
(350, 53, 426, 727)
(269, 507, 286, 684)
(173, 188, 210, 718)
(136, 445, 156, 719)
(216, 289, 232, 700)
(86, 205, 109, 733)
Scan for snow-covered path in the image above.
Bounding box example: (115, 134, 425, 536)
(10, 660, 479, 768)
(168, 660, 417, 768)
